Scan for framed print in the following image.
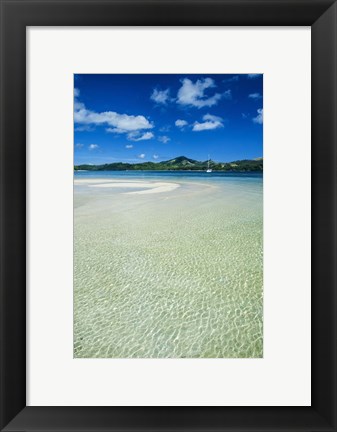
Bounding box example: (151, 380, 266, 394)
(0, 0, 336, 431)
(27, 27, 310, 407)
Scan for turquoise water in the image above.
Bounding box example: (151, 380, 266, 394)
(74, 170, 262, 181)
(74, 171, 263, 358)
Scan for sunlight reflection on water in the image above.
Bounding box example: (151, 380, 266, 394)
(74, 172, 263, 358)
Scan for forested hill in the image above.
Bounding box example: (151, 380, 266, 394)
(74, 156, 263, 172)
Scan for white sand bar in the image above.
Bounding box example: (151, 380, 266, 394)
(86, 180, 180, 195)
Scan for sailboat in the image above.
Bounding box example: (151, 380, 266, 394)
(206, 155, 212, 173)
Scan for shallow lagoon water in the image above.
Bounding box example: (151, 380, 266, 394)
(74, 171, 263, 358)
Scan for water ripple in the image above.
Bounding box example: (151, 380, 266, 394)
(74, 178, 263, 358)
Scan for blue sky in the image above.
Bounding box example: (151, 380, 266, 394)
(74, 74, 263, 165)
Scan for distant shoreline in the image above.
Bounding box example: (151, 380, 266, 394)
(74, 169, 263, 173)
(74, 156, 263, 173)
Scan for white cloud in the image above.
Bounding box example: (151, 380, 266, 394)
(177, 78, 221, 108)
(75, 108, 153, 132)
(125, 144, 133, 149)
(175, 119, 188, 128)
(247, 74, 261, 79)
(74, 101, 85, 112)
(74, 89, 84, 113)
(106, 128, 122, 134)
(159, 125, 171, 132)
(74, 125, 94, 132)
(150, 88, 171, 105)
(75, 143, 84, 148)
(223, 89, 232, 100)
(138, 154, 146, 159)
(158, 135, 170, 144)
(241, 113, 248, 119)
(249, 93, 262, 100)
(88, 144, 99, 150)
(192, 114, 224, 132)
(252, 108, 263, 124)
(75, 99, 153, 135)
(153, 154, 159, 160)
(127, 131, 154, 141)
(223, 75, 239, 83)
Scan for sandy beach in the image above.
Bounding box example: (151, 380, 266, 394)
(88, 180, 180, 195)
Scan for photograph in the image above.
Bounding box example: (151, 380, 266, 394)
(3, 0, 336, 428)
(73, 74, 263, 358)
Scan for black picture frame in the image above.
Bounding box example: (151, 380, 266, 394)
(1, 0, 336, 431)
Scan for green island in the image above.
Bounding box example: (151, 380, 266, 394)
(74, 156, 263, 172)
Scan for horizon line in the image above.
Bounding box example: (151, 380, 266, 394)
(74, 155, 263, 166)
